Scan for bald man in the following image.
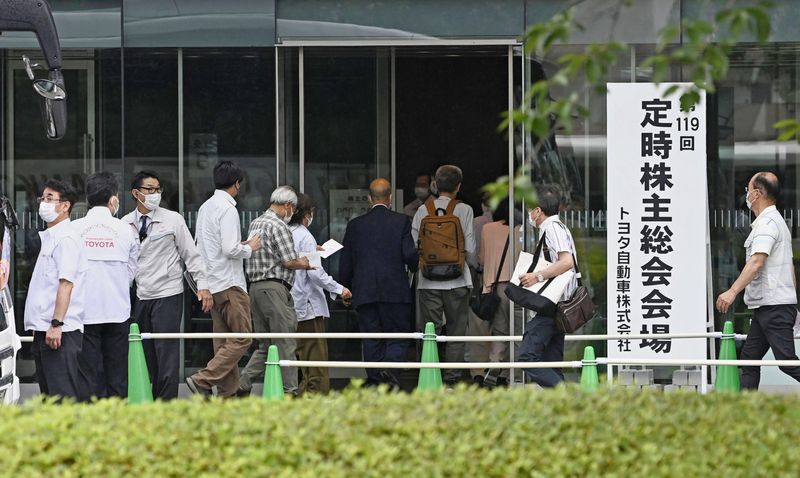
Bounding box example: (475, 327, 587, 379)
(716, 172, 800, 389)
(339, 178, 419, 388)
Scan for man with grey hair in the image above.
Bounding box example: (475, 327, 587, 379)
(412, 164, 477, 386)
(239, 185, 313, 396)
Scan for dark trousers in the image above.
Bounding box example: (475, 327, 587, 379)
(518, 316, 565, 388)
(356, 302, 412, 383)
(741, 304, 800, 390)
(134, 294, 182, 400)
(79, 320, 130, 398)
(32, 330, 85, 401)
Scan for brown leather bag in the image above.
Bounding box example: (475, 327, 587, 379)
(553, 241, 595, 333)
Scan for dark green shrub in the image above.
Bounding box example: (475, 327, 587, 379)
(1, 386, 799, 477)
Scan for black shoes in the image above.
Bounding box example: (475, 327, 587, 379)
(235, 387, 252, 398)
(379, 370, 402, 391)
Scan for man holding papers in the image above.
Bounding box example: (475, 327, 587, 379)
(288, 193, 351, 394)
(239, 186, 313, 397)
(340, 178, 418, 387)
(517, 184, 578, 388)
(122, 170, 212, 400)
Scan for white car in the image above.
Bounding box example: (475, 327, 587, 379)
(0, 286, 20, 405)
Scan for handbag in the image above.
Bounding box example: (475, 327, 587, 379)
(552, 223, 595, 333)
(469, 232, 510, 321)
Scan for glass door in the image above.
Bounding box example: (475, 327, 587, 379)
(5, 55, 95, 363)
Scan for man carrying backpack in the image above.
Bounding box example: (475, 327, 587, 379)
(412, 165, 477, 386)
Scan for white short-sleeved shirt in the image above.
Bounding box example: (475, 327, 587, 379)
(744, 205, 796, 308)
(24, 219, 87, 332)
(537, 215, 578, 301)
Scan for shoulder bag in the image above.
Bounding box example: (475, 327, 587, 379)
(469, 231, 510, 321)
(552, 225, 596, 333)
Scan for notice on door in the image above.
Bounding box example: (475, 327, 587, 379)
(606, 83, 707, 361)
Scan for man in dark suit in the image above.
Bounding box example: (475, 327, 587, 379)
(339, 178, 418, 386)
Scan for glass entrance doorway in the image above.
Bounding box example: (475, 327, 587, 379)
(5, 54, 96, 377)
(279, 42, 518, 382)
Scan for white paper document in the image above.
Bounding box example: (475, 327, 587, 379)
(318, 239, 343, 259)
(510, 252, 540, 289)
(302, 252, 322, 269)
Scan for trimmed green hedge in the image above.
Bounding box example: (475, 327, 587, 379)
(2, 386, 800, 477)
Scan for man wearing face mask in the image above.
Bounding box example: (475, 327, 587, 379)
(121, 171, 213, 400)
(72, 171, 140, 398)
(517, 184, 578, 388)
(716, 172, 800, 389)
(402, 172, 432, 218)
(239, 185, 313, 397)
(25, 179, 87, 400)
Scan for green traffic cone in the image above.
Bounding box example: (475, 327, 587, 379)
(263, 345, 284, 401)
(417, 322, 443, 391)
(128, 323, 153, 404)
(714, 321, 740, 393)
(580, 346, 599, 392)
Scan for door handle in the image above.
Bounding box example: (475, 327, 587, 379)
(82, 133, 94, 174)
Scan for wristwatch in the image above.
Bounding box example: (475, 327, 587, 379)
(50, 319, 64, 327)
(536, 272, 545, 283)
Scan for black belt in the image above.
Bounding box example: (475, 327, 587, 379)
(262, 278, 292, 292)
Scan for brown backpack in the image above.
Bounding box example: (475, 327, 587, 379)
(418, 197, 466, 280)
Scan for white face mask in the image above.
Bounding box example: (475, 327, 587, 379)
(414, 187, 430, 201)
(745, 191, 754, 211)
(529, 210, 540, 229)
(306, 214, 314, 228)
(39, 202, 60, 223)
(110, 196, 120, 216)
(283, 206, 293, 224)
(139, 192, 161, 211)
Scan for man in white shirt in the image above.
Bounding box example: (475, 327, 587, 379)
(517, 184, 578, 388)
(412, 165, 477, 385)
(72, 172, 139, 398)
(122, 170, 213, 400)
(186, 161, 262, 398)
(24, 179, 87, 400)
(716, 172, 800, 389)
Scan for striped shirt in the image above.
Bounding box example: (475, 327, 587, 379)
(245, 209, 298, 285)
(537, 215, 578, 301)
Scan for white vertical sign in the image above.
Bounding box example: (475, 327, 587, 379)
(607, 83, 707, 360)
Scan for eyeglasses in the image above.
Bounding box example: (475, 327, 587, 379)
(744, 187, 761, 194)
(138, 186, 163, 194)
(37, 197, 64, 204)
